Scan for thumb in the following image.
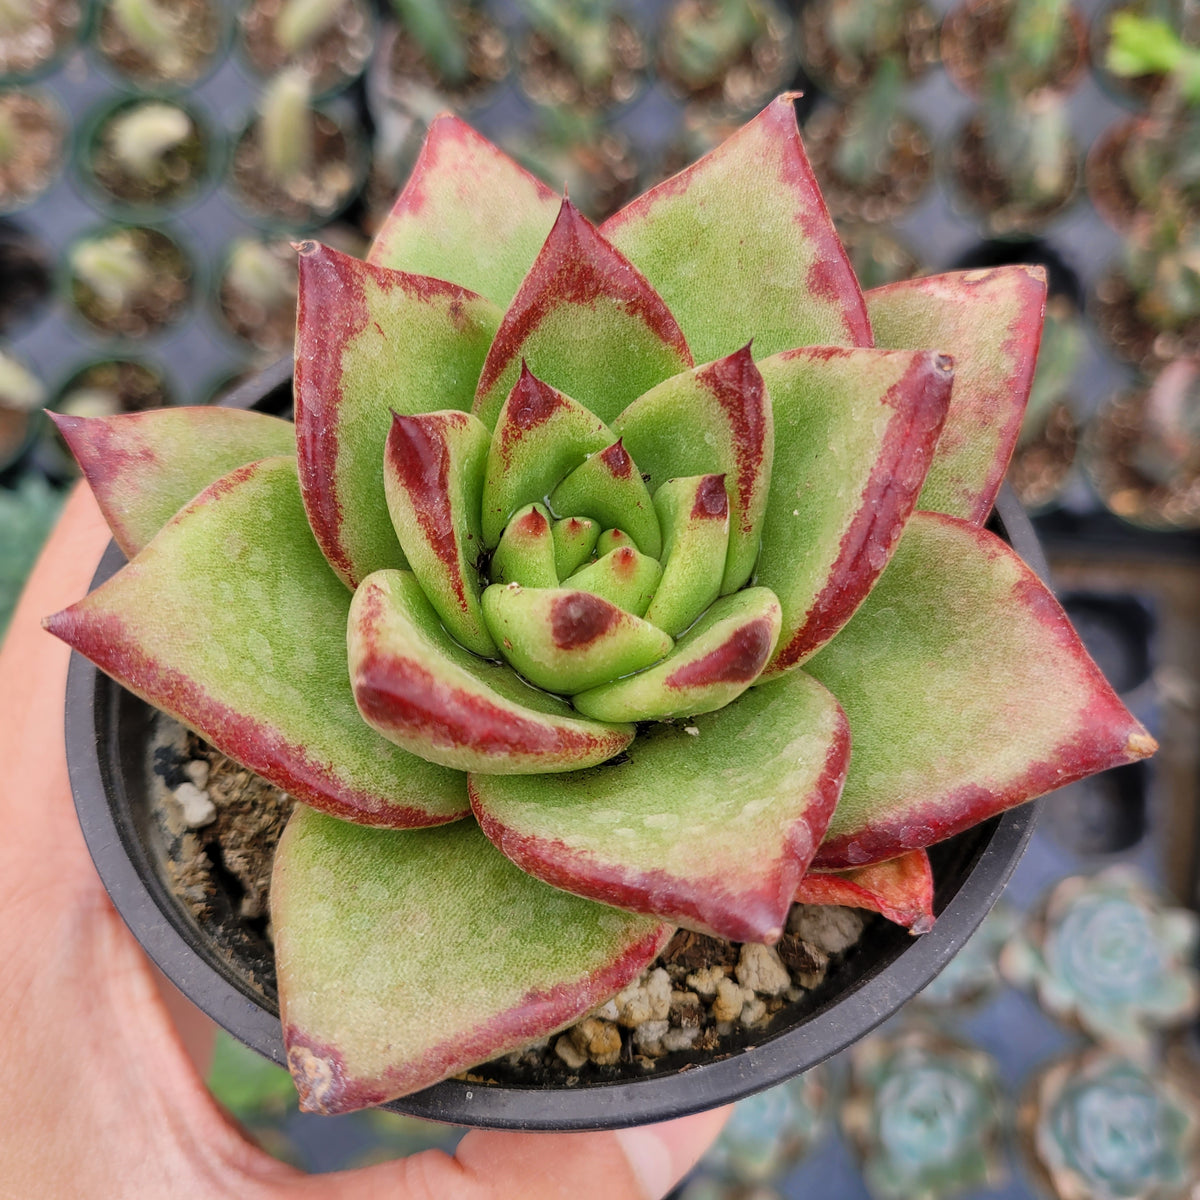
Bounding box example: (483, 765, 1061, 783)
(274, 1106, 730, 1200)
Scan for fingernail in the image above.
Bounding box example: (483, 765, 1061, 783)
(614, 1126, 674, 1199)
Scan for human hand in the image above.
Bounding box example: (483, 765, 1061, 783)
(0, 484, 728, 1200)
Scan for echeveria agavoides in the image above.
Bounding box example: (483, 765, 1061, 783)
(46, 99, 1156, 1114)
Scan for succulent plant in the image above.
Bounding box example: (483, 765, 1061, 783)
(1025, 1050, 1200, 1200)
(45, 99, 1155, 1114)
(1001, 867, 1200, 1053)
(842, 1029, 1007, 1200)
(701, 1067, 830, 1182)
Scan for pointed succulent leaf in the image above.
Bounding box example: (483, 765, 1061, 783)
(383, 410, 495, 659)
(471, 669, 848, 943)
(614, 346, 771, 594)
(573, 588, 782, 722)
(473, 199, 693, 429)
(51, 408, 297, 559)
(795, 850, 936, 933)
(564, 546, 662, 617)
(644, 474, 729, 636)
(349, 570, 634, 773)
(601, 95, 871, 362)
(548, 440, 662, 559)
(489, 503, 558, 588)
(481, 365, 612, 548)
(295, 242, 500, 589)
(596, 528, 633, 557)
(866, 267, 1048, 524)
(44, 459, 467, 827)
(482, 585, 672, 694)
(274, 808, 669, 1113)
(552, 515, 600, 578)
(808, 513, 1157, 867)
(755, 347, 953, 676)
(367, 114, 561, 307)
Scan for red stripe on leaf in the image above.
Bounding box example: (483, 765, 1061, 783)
(475, 199, 692, 402)
(770, 351, 954, 671)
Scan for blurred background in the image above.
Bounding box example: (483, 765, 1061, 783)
(2, 0, 1199, 1194)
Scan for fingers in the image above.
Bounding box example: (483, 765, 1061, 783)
(276, 1106, 730, 1200)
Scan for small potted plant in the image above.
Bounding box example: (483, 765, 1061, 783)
(227, 67, 366, 231)
(77, 95, 219, 220)
(0, 0, 85, 82)
(513, 0, 648, 112)
(64, 224, 194, 341)
(1087, 13, 1200, 234)
(48, 100, 1154, 1121)
(0, 87, 66, 213)
(1084, 356, 1200, 529)
(1089, 0, 1199, 107)
(941, 0, 1088, 97)
(803, 57, 934, 223)
(656, 0, 796, 116)
(1092, 200, 1200, 368)
(237, 0, 375, 99)
(94, 0, 229, 90)
(368, 0, 510, 123)
(948, 73, 1081, 236)
(797, 0, 939, 97)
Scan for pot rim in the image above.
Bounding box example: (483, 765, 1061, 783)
(64, 361, 1041, 1131)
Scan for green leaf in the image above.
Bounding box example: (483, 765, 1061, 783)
(573, 588, 781, 722)
(552, 515, 600, 578)
(480, 365, 613, 548)
(273, 808, 670, 1113)
(383, 410, 495, 659)
(44, 458, 468, 827)
(349, 569, 635, 773)
(472, 199, 693, 429)
(548, 440, 663, 560)
(294, 241, 499, 588)
(755, 347, 953, 676)
(489, 503, 558, 588)
(51, 408, 297, 558)
(644, 475, 729, 637)
(601, 95, 871, 362)
(472, 669, 849, 943)
(483, 585, 672, 694)
(366, 114, 561, 307)
(866, 266, 1047, 525)
(614, 346, 771, 594)
(807, 513, 1157, 867)
(564, 545, 662, 617)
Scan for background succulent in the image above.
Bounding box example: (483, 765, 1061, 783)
(45, 98, 1154, 1114)
(841, 1029, 1008, 1200)
(1000, 867, 1200, 1053)
(1026, 1050, 1200, 1200)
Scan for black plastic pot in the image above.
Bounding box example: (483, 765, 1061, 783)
(65, 361, 1042, 1131)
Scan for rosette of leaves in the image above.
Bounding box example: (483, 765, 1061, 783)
(701, 1068, 830, 1182)
(1001, 867, 1200, 1054)
(841, 1029, 1007, 1200)
(1025, 1050, 1200, 1200)
(46, 99, 1155, 1114)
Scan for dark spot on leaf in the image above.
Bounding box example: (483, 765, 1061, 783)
(551, 592, 619, 649)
